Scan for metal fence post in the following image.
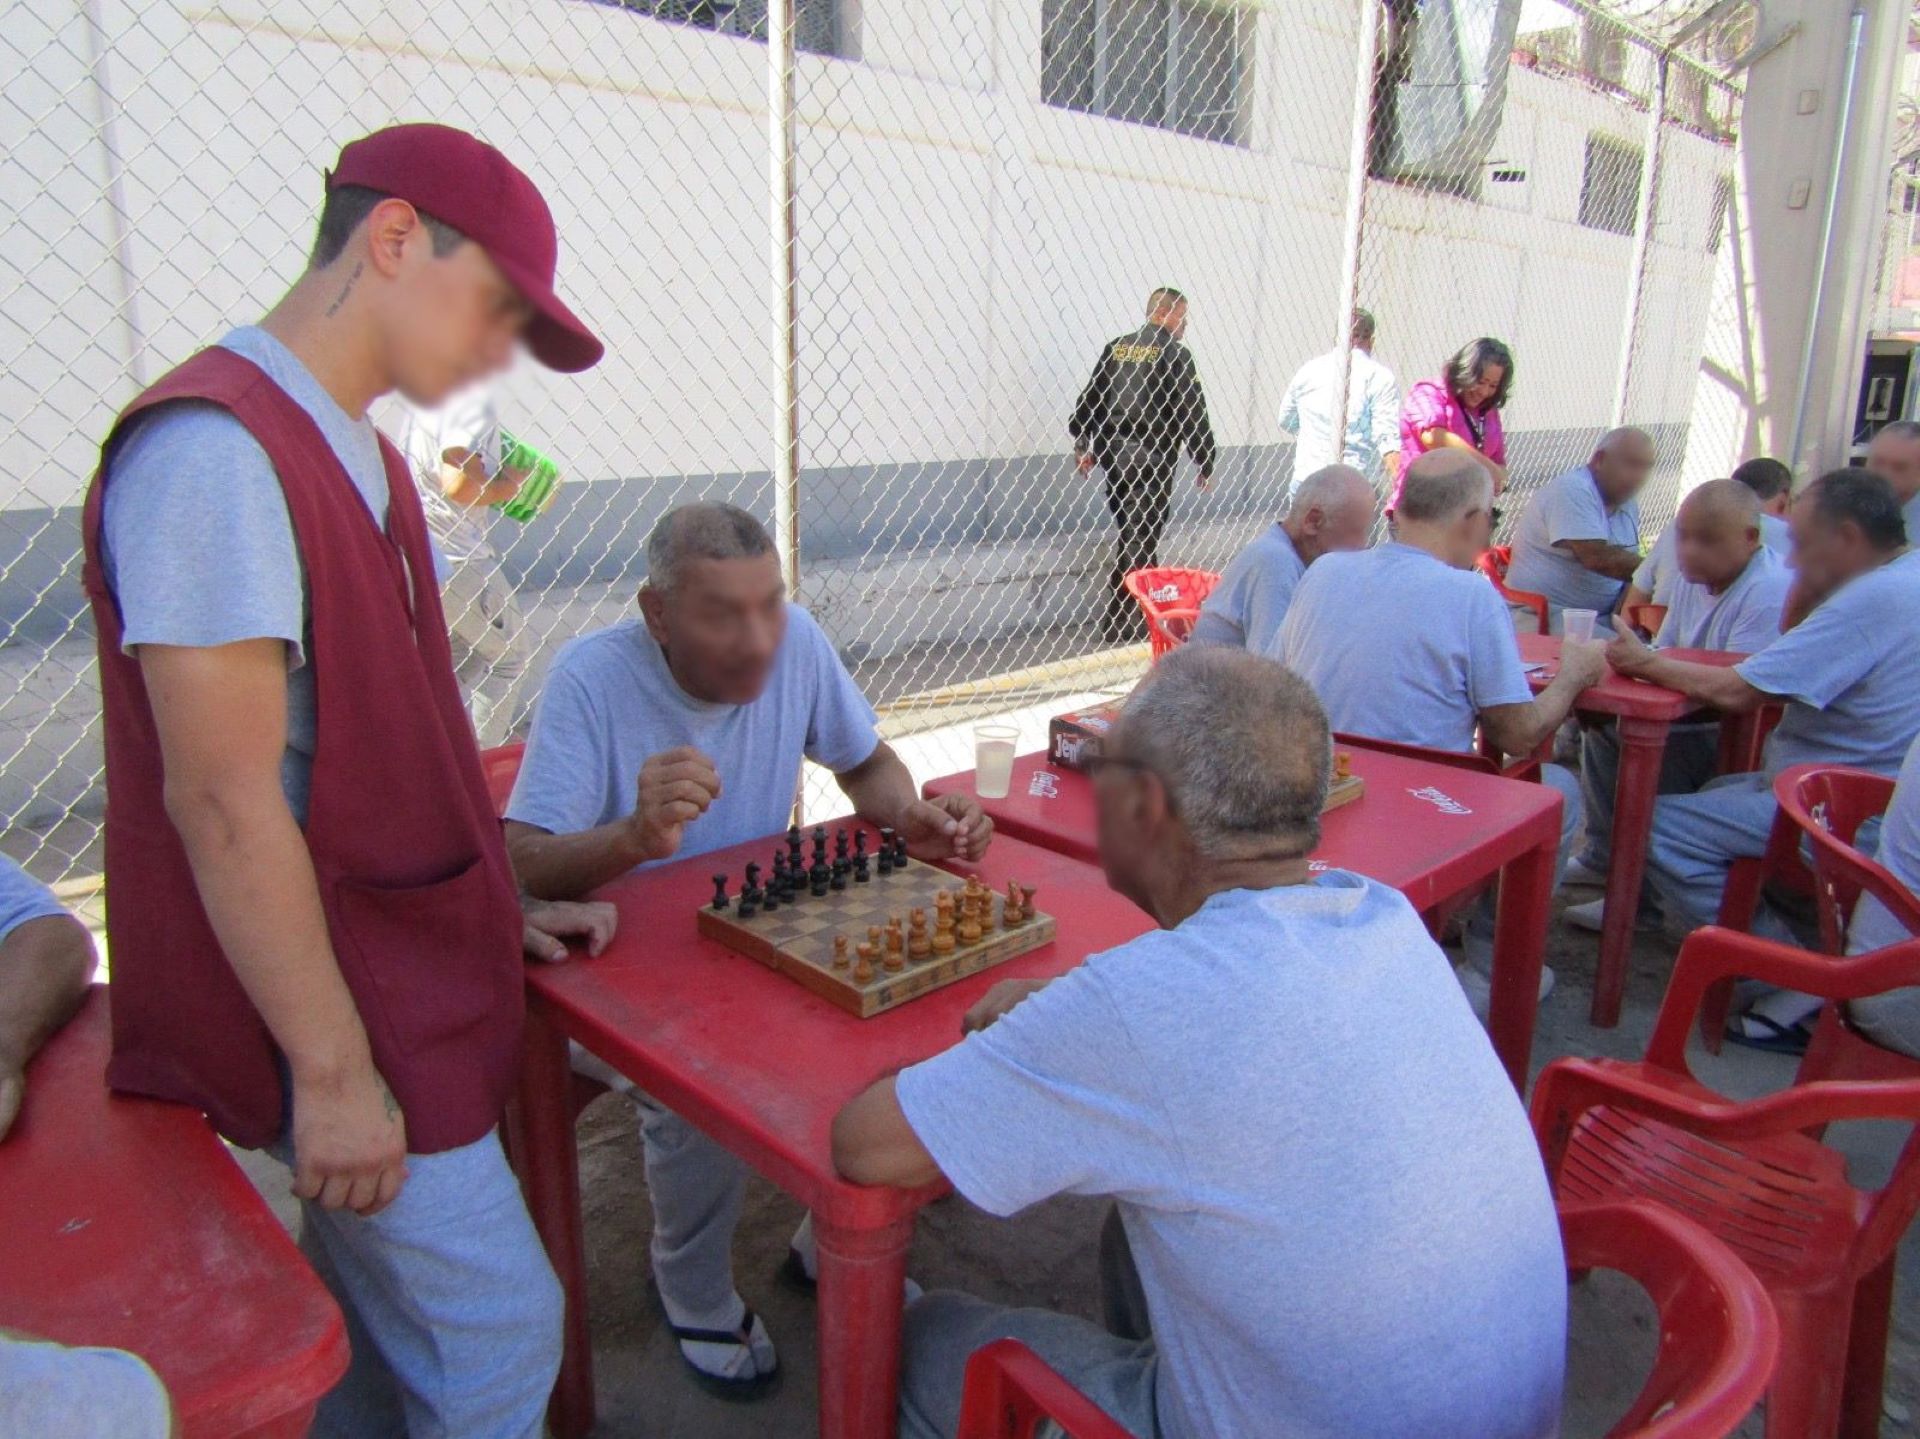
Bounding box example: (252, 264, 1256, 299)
(768, 0, 801, 599)
(1612, 54, 1666, 428)
(1332, 0, 1382, 458)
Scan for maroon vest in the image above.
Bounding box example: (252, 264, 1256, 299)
(80, 348, 525, 1153)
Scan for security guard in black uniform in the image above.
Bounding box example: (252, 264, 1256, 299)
(1071, 287, 1217, 642)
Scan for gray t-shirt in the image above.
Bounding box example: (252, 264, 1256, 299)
(0, 855, 68, 943)
(1654, 544, 1791, 653)
(897, 873, 1567, 1439)
(1505, 465, 1642, 622)
(1852, 730, 1920, 957)
(1274, 543, 1533, 753)
(505, 607, 879, 861)
(100, 325, 399, 823)
(1737, 550, 1920, 778)
(1190, 523, 1304, 650)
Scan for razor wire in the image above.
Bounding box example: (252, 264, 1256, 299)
(0, 0, 1751, 883)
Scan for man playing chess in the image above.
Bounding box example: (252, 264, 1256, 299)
(833, 647, 1567, 1439)
(505, 500, 991, 1390)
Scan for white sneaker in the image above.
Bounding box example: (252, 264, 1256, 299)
(1455, 962, 1557, 1023)
(1561, 855, 1609, 888)
(1563, 897, 1662, 934)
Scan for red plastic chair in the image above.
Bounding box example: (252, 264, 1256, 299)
(1560, 1199, 1778, 1439)
(1704, 764, 1920, 1055)
(1122, 567, 1219, 659)
(481, 740, 526, 815)
(956, 1199, 1778, 1439)
(1624, 602, 1668, 640)
(1475, 544, 1550, 635)
(1533, 928, 1920, 1438)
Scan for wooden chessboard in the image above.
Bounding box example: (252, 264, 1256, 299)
(696, 856, 1055, 1018)
(1324, 764, 1365, 813)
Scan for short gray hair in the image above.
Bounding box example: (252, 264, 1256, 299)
(1286, 464, 1372, 521)
(1396, 450, 1493, 524)
(645, 502, 775, 592)
(1118, 646, 1330, 860)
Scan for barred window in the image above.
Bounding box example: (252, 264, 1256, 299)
(1579, 134, 1643, 237)
(1041, 0, 1253, 148)
(594, 0, 844, 59)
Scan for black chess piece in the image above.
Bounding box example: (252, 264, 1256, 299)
(854, 831, 868, 859)
(762, 860, 782, 911)
(830, 857, 848, 892)
(877, 827, 896, 875)
(892, 832, 909, 868)
(710, 874, 730, 911)
(853, 853, 870, 884)
(745, 861, 761, 893)
(835, 828, 850, 861)
(787, 823, 804, 874)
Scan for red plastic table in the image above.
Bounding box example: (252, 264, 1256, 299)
(925, 744, 1561, 1088)
(1516, 634, 1762, 1027)
(0, 988, 348, 1437)
(513, 830, 1158, 1439)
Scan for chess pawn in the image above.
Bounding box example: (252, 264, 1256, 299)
(1003, 880, 1026, 926)
(832, 935, 850, 970)
(932, 894, 957, 954)
(957, 893, 982, 946)
(908, 908, 930, 959)
(853, 947, 876, 984)
(1335, 750, 1353, 781)
(883, 919, 905, 971)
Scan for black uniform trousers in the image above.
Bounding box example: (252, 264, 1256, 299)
(1100, 442, 1177, 641)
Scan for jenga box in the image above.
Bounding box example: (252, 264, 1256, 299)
(1048, 702, 1124, 773)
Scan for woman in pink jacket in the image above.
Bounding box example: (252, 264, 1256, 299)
(1395, 337, 1514, 511)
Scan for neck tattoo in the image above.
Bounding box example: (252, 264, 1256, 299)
(324, 260, 365, 318)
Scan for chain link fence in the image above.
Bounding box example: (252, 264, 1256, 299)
(1, 0, 1749, 886)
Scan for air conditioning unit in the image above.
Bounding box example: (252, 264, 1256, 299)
(1373, 0, 1525, 197)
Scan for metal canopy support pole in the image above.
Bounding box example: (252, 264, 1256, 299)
(1612, 54, 1666, 428)
(1331, 0, 1382, 468)
(768, 0, 801, 599)
(1787, 5, 1866, 472)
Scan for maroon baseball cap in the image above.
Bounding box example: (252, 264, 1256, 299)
(327, 123, 603, 373)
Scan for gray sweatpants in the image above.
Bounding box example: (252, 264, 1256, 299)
(898, 1209, 1160, 1439)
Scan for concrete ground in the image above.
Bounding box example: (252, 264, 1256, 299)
(222, 870, 1920, 1439)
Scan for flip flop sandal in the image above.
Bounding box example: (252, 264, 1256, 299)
(661, 1304, 782, 1401)
(1723, 1012, 1814, 1056)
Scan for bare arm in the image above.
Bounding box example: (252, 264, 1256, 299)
(1606, 631, 1772, 713)
(836, 741, 992, 863)
(1557, 537, 1642, 581)
(831, 1075, 942, 1188)
(438, 448, 528, 509)
(140, 640, 406, 1215)
(1479, 641, 1609, 758)
(507, 746, 721, 901)
(1417, 428, 1507, 492)
(0, 914, 95, 1141)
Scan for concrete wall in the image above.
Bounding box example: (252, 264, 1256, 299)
(2, 0, 1735, 649)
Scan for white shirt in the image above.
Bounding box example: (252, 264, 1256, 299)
(1279, 347, 1401, 484)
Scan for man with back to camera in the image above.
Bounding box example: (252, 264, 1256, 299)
(504, 500, 993, 1389)
(1189, 464, 1376, 652)
(1071, 288, 1218, 644)
(1274, 449, 1609, 1013)
(832, 647, 1567, 1439)
(82, 123, 617, 1436)
(1504, 427, 1655, 633)
(1278, 308, 1402, 494)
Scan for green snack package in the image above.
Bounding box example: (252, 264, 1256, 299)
(494, 430, 562, 522)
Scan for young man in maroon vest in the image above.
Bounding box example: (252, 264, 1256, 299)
(82, 124, 613, 1437)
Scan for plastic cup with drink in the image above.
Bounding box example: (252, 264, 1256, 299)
(1561, 608, 1599, 644)
(974, 725, 1020, 800)
(493, 431, 562, 523)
